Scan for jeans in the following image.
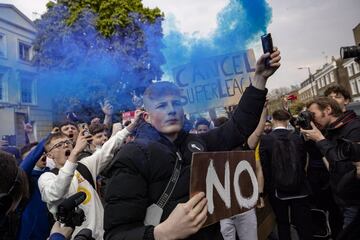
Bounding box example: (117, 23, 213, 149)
(220, 209, 258, 240)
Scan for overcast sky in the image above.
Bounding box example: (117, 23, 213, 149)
(2, 0, 360, 90)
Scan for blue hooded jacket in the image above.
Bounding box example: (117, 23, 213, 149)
(17, 138, 51, 240)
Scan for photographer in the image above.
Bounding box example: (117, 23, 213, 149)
(324, 85, 351, 113)
(300, 97, 360, 229)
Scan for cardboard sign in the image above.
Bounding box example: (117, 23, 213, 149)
(190, 151, 258, 227)
(172, 50, 256, 114)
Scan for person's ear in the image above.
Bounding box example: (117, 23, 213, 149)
(344, 99, 350, 106)
(325, 106, 332, 116)
(143, 112, 151, 123)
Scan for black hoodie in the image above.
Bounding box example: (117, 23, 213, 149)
(316, 110, 360, 206)
(103, 86, 267, 240)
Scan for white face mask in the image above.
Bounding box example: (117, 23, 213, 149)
(46, 157, 56, 170)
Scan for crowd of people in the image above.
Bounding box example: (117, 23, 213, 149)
(1, 47, 360, 240)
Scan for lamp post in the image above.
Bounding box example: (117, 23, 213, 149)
(298, 67, 315, 98)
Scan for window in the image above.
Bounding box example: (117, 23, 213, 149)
(330, 72, 335, 82)
(350, 79, 358, 94)
(0, 34, 5, 57)
(325, 74, 330, 85)
(0, 73, 4, 100)
(321, 77, 325, 88)
(317, 79, 321, 89)
(357, 77, 360, 95)
(20, 77, 34, 103)
(354, 62, 360, 74)
(18, 42, 31, 62)
(348, 65, 354, 77)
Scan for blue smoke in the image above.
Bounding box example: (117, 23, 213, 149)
(34, 4, 164, 122)
(34, 0, 272, 122)
(161, 0, 272, 75)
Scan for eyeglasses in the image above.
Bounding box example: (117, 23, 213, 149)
(47, 139, 73, 153)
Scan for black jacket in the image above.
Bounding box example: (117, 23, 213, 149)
(103, 86, 267, 240)
(259, 128, 310, 196)
(316, 110, 360, 206)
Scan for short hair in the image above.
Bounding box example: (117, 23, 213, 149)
(143, 81, 181, 110)
(324, 85, 351, 101)
(44, 132, 68, 153)
(272, 109, 291, 121)
(306, 97, 343, 117)
(89, 123, 107, 135)
(214, 116, 229, 127)
(20, 142, 39, 159)
(0, 151, 29, 209)
(59, 121, 78, 130)
(195, 118, 210, 129)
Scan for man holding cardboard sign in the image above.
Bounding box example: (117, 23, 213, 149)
(104, 49, 281, 240)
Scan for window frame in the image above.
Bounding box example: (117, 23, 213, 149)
(350, 79, 358, 95)
(348, 65, 354, 77)
(0, 69, 9, 102)
(356, 77, 360, 96)
(17, 40, 32, 63)
(19, 75, 36, 105)
(0, 33, 7, 58)
(354, 62, 360, 74)
(330, 72, 335, 82)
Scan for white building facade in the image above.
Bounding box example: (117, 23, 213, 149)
(0, 4, 52, 146)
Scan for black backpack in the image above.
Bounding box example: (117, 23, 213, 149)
(271, 131, 304, 193)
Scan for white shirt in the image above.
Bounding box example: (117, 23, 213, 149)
(38, 128, 130, 240)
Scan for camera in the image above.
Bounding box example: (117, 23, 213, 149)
(261, 33, 274, 67)
(57, 192, 87, 228)
(74, 228, 95, 240)
(293, 111, 313, 130)
(340, 45, 360, 63)
(337, 138, 360, 162)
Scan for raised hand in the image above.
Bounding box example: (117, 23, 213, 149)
(100, 100, 114, 116)
(255, 47, 281, 80)
(69, 129, 92, 162)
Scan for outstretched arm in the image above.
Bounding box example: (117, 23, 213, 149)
(247, 104, 268, 149)
(201, 50, 280, 151)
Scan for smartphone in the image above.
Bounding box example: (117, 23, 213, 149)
(2, 135, 16, 146)
(261, 33, 274, 67)
(80, 123, 90, 136)
(1, 135, 9, 146)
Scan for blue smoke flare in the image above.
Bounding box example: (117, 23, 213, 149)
(34, 0, 272, 121)
(162, 0, 272, 75)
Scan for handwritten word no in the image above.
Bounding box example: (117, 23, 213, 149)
(206, 160, 258, 214)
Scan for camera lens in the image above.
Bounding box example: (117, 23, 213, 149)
(340, 46, 360, 59)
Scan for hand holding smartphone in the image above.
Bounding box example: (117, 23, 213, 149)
(261, 33, 274, 67)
